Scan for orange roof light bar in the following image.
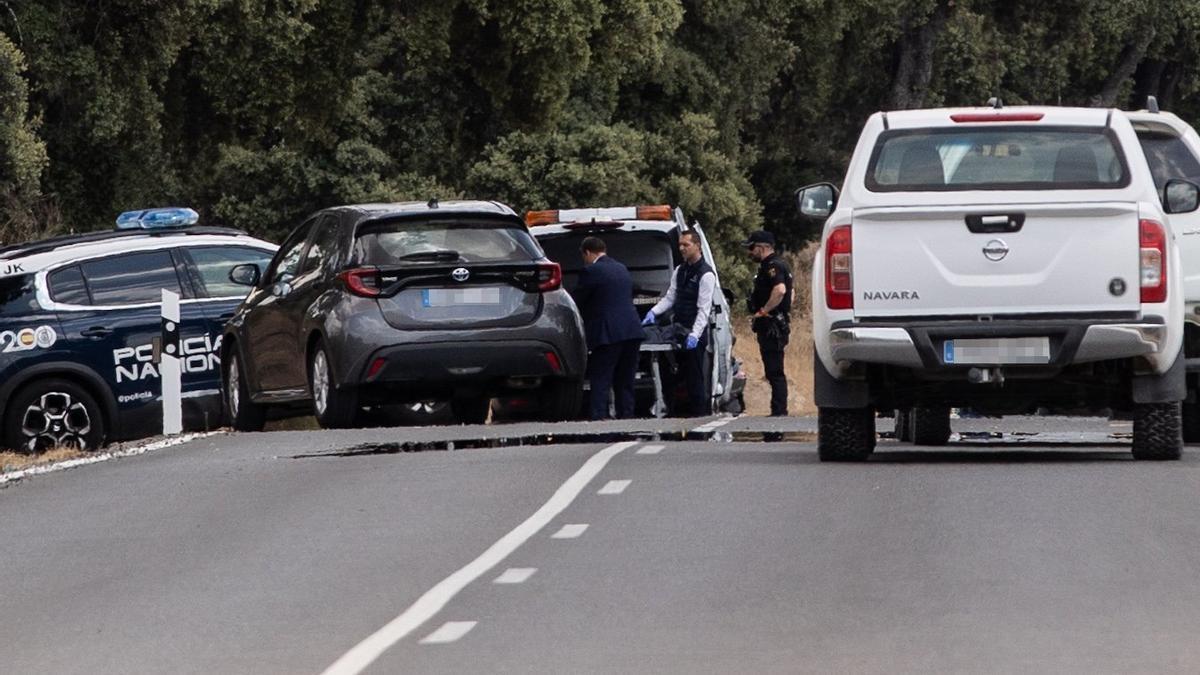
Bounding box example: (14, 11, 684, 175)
(636, 205, 672, 221)
(524, 210, 561, 227)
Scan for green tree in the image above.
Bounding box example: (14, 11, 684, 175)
(0, 32, 49, 243)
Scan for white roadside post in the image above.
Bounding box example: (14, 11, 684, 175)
(161, 289, 183, 435)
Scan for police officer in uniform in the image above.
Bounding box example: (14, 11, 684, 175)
(744, 230, 793, 419)
(643, 230, 716, 416)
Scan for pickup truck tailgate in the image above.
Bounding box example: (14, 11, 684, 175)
(852, 202, 1142, 317)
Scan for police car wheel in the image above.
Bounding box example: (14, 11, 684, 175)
(225, 352, 265, 432)
(4, 379, 106, 454)
(309, 341, 358, 428)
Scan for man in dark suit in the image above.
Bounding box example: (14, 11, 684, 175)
(571, 236, 645, 419)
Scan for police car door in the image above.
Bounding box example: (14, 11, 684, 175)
(690, 222, 734, 409)
(179, 244, 277, 415)
(47, 249, 210, 437)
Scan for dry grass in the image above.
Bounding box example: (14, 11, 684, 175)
(0, 446, 87, 474)
(732, 240, 819, 417)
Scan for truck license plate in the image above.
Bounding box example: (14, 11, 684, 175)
(943, 337, 1050, 365)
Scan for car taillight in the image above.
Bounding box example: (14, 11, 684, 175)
(1140, 219, 1167, 303)
(537, 263, 562, 292)
(339, 267, 381, 297)
(825, 224, 853, 310)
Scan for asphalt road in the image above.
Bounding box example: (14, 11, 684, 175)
(4, 416, 1200, 674)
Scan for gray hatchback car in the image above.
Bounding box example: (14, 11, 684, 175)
(220, 201, 587, 428)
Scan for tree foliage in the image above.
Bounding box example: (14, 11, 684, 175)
(4, 0, 1200, 289)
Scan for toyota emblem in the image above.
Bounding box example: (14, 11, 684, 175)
(982, 239, 1009, 261)
(451, 267, 470, 282)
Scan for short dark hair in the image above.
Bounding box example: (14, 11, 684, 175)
(680, 230, 701, 246)
(580, 236, 606, 254)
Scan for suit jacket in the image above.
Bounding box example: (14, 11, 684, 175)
(571, 254, 645, 348)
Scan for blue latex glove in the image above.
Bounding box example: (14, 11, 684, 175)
(685, 334, 699, 350)
(641, 310, 656, 326)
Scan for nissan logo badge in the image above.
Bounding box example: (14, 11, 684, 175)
(451, 267, 470, 282)
(983, 239, 1009, 262)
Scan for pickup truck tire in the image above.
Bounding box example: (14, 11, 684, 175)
(911, 407, 952, 446)
(818, 407, 875, 461)
(1182, 398, 1200, 444)
(894, 408, 913, 442)
(1131, 402, 1183, 460)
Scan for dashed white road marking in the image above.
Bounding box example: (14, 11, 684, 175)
(598, 479, 631, 495)
(551, 524, 589, 539)
(419, 622, 477, 645)
(321, 441, 638, 675)
(494, 567, 537, 584)
(636, 444, 664, 455)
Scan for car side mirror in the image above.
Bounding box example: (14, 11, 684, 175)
(1164, 179, 1200, 214)
(795, 182, 839, 220)
(229, 263, 261, 287)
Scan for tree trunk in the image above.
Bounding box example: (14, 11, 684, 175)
(887, 0, 951, 110)
(1093, 26, 1156, 107)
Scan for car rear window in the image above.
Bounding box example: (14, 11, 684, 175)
(538, 231, 675, 297)
(355, 219, 541, 265)
(867, 126, 1129, 191)
(0, 274, 39, 316)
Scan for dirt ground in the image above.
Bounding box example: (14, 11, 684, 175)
(732, 316, 816, 417)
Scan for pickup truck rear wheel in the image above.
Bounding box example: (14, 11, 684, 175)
(818, 407, 875, 461)
(1182, 398, 1200, 444)
(911, 406, 951, 446)
(1131, 402, 1183, 460)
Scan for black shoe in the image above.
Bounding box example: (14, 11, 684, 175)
(763, 431, 784, 443)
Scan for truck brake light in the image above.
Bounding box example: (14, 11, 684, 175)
(1140, 219, 1167, 303)
(950, 112, 1045, 123)
(825, 225, 853, 310)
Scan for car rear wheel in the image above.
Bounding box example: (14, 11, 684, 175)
(817, 407, 875, 461)
(225, 351, 266, 432)
(540, 377, 584, 421)
(3, 379, 106, 454)
(1132, 402, 1183, 460)
(310, 342, 358, 429)
(451, 395, 491, 425)
(894, 408, 913, 442)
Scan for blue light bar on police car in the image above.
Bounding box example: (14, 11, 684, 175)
(115, 207, 200, 230)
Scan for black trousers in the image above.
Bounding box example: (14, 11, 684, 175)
(677, 329, 711, 416)
(757, 331, 788, 416)
(586, 338, 641, 420)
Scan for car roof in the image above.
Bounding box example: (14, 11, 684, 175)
(341, 200, 520, 220)
(881, 106, 1113, 130)
(0, 230, 276, 279)
(1124, 109, 1192, 138)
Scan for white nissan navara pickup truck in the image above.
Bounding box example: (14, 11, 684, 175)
(798, 105, 1200, 461)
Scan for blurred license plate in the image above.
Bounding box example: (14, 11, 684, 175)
(422, 288, 501, 307)
(943, 337, 1050, 364)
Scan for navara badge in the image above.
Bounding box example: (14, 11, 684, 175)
(451, 267, 470, 282)
(983, 239, 1009, 261)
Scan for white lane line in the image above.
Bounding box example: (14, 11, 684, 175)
(551, 523, 588, 539)
(690, 417, 733, 433)
(493, 567, 537, 584)
(598, 479, 631, 495)
(419, 621, 477, 645)
(321, 441, 637, 675)
(636, 445, 664, 455)
(0, 433, 216, 487)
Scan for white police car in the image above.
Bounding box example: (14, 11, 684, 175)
(0, 208, 276, 452)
